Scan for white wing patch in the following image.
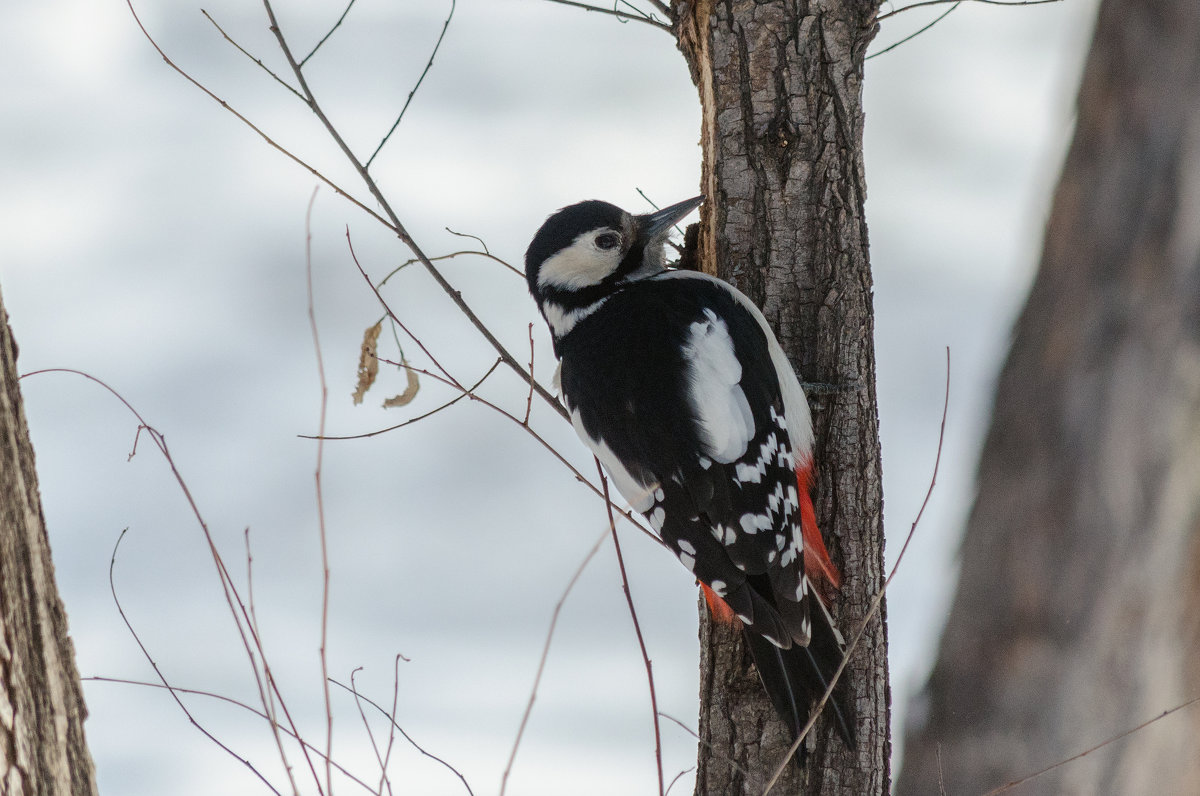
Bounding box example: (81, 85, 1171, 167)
(569, 407, 658, 512)
(682, 308, 755, 463)
(658, 271, 814, 463)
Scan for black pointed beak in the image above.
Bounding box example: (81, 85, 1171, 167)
(638, 195, 704, 239)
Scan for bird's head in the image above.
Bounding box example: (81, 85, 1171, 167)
(524, 196, 704, 322)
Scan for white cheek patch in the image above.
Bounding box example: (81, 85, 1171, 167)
(537, 234, 623, 291)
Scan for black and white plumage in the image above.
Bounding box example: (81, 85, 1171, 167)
(525, 197, 854, 748)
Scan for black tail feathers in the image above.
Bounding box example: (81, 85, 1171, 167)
(743, 614, 856, 751)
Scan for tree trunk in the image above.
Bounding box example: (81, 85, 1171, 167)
(0, 285, 98, 796)
(897, 0, 1200, 793)
(672, 2, 888, 793)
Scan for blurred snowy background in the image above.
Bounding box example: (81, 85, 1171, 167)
(1, 0, 1098, 793)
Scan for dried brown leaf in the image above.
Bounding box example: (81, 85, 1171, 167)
(383, 357, 420, 408)
(352, 321, 382, 405)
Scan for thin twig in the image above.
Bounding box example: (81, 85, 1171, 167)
(310, 343, 663, 547)
(522, 324, 536, 425)
(636, 187, 662, 211)
(336, 328, 661, 547)
(877, 0, 1060, 22)
(348, 667, 393, 796)
(301, 359, 503, 441)
(379, 655, 404, 795)
(868, 3, 961, 59)
(500, 528, 610, 796)
(327, 677, 476, 795)
(84, 676, 380, 794)
(540, 0, 672, 31)
(597, 461, 664, 796)
(300, 0, 358, 67)
(657, 715, 748, 777)
(445, 227, 490, 255)
(366, 0, 457, 169)
(263, 0, 486, 388)
(245, 528, 299, 793)
(201, 9, 304, 100)
(665, 766, 694, 796)
(27, 366, 326, 792)
(763, 348, 952, 792)
(348, 229, 568, 419)
(635, 187, 690, 238)
(377, 249, 524, 287)
(125, 0, 392, 231)
(980, 696, 1200, 795)
(465, 388, 662, 546)
(107, 530, 283, 795)
(657, 712, 749, 778)
(346, 228, 464, 390)
(138, 0, 565, 422)
(305, 186, 335, 796)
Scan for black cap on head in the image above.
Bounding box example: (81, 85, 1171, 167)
(525, 200, 626, 295)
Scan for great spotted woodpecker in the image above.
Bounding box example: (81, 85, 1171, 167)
(524, 196, 854, 748)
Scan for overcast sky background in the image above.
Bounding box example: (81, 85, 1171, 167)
(3, 0, 1098, 793)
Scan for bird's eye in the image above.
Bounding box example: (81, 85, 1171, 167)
(595, 232, 621, 251)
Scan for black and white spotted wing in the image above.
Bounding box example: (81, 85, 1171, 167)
(557, 272, 813, 649)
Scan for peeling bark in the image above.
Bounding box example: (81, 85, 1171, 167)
(0, 285, 98, 796)
(672, 2, 888, 792)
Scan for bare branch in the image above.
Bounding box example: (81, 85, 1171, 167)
(107, 530, 284, 795)
(366, 0, 457, 169)
(84, 676, 380, 794)
(125, 0, 392, 231)
(377, 249, 524, 286)
(379, 655, 404, 795)
(328, 676, 476, 795)
(201, 9, 304, 100)
(635, 187, 690, 238)
(868, 2, 961, 60)
(658, 712, 750, 778)
(870, 0, 1063, 59)
(347, 668, 392, 796)
(301, 360, 503, 441)
(877, 0, 1061, 22)
(245, 529, 301, 794)
(305, 187, 335, 796)
(665, 766, 694, 796)
(29, 366, 326, 791)
(980, 696, 1200, 796)
(598, 462, 664, 795)
(346, 229, 463, 390)
(300, 0, 358, 67)
(256, 0, 567, 420)
(350, 325, 663, 547)
(445, 227, 491, 255)
(523, 323, 536, 425)
(500, 528, 610, 795)
(540, 0, 672, 31)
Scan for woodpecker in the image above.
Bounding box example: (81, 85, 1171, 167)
(524, 196, 854, 749)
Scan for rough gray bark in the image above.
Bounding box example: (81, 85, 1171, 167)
(672, 2, 887, 793)
(0, 285, 98, 796)
(897, 0, 1200, 793)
